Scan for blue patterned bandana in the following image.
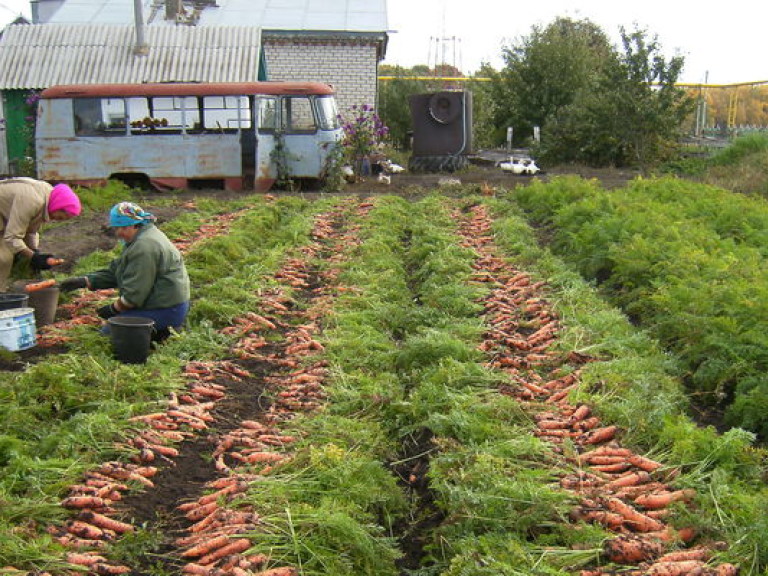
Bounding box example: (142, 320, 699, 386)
(108, 202, 156, 227)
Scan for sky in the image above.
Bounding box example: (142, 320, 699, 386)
(1, 0, 766, 86)
(383, 0, 768, 85)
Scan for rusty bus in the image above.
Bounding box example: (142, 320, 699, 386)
(35, 82, 343, 192)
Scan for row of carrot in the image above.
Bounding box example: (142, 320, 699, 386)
(458, 203, 739, 576)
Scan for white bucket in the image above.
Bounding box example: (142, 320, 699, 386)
(0, 307, 37, 352)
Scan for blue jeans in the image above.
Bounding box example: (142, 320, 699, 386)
(101, 301, 190, 335)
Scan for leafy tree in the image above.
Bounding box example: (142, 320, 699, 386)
(487, 17, 614, 146)
(543, 27, 693, 167)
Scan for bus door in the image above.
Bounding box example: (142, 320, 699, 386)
(278, 95, 323, 178)
(255, 95, 279, 189)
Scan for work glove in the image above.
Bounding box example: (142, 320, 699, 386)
(59, 277, 88, 293)
(30, 251, 54, 271)
(96, 303, 119, 320)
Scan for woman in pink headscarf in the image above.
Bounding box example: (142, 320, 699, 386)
(0, 177, 81, 291)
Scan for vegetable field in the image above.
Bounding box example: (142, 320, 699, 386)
(1, 185, 766, 576)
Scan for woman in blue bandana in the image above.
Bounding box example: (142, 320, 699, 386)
(59, 202, 190, 340)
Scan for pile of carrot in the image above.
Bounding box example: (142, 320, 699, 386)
(456, 204, 740, 576)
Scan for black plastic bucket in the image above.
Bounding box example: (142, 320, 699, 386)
(108, 316, 155, 364)
(0, 293, 30, 311)
(27, 286, 59, 327)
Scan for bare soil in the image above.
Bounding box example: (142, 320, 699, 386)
(38, 161, 640, 268)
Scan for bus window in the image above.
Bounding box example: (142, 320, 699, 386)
(203, 95, 251, 133)
(316, 96, 340, 131)
(152, 96, 198, 132)
(282, 97, 316, 133)
(258, 97, 277, 133)
(74, 98, 125, 135)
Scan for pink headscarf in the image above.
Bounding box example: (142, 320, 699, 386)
(48, 183, 81, 216)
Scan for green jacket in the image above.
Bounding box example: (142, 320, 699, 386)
(87, 223, 190, 309)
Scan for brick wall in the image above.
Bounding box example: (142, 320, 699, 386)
(262, 38, 379, 118)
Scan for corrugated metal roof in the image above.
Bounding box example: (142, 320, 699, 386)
(0, 24, 262, 89)
(45, 0, 389, 32)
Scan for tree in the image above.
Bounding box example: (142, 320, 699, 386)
(487, 17, 614, 146)
(543, 27, 693, 167)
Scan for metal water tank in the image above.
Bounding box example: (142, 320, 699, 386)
(408, 90, 473, 173)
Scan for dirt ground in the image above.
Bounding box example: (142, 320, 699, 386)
(38, 160, 640, 269)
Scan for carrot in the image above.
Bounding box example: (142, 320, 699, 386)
(66, 520, 108, 540)
(185, 500, 219, 522)
(628, 453, 663, 472)
(198, 537, 251, 565)
(590, 462, 632, 474)
(575, 509, 625, 530)
(715, 563, 739, 576)
(254, 568, 298, 576)
(579, 425, 618, 445)
(182, 563, 214, 575)
(79, 510, 134, 534)
(605, 497, 665, 532)
(66, 552, 107, 566)
(645, 559, 707, 575)
(581, 455, 628, 466)
(603, 534, 664, 564)
(61, 496, 108, 509)
(181, 534, 231, 558)
(46, 257, 65, 266)
(656, 548, 712, 563)
(24, 279, 56, 292)
(92, 564, 132, 575)
(569, 404, 591, 422)
(634, 489, 696, 510)
(581, 445, 633, 459)
(604, 471, 651, 491)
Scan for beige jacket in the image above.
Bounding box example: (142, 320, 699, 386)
(0, 178, 53, 255)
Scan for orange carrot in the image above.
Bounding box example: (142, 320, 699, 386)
(569, 404, 591, 422)
(92, 564, 132, 575)
(656, 548, 712, 563)
(579, 425, 618, 445)
(66, 520, 107, 540)
(61, 496, 108, 509)
(715, 564, 739, 576)
(254, 568, 298, 576)
(581, 446, 633, 459)
(628, 453, 663, 472)
(185, 501, 219, 522)
(79, 510, 134, 534)
(66, 552, 107, 566)
(197, 538, 251, 565)
(603, 534, 664, 564)
(46, 257, 65, 266)
(645, 559, 707, 575)
(591, 462, 632, 474)
(581, 455, 628, 466)
(605, 497, 665, 532)
(24, 279, 56, 293)
(181, 535, 231, 558)
(634, 489, 695, 510)
(182, 563, 214, 575)
(604, 471, 651, 491)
